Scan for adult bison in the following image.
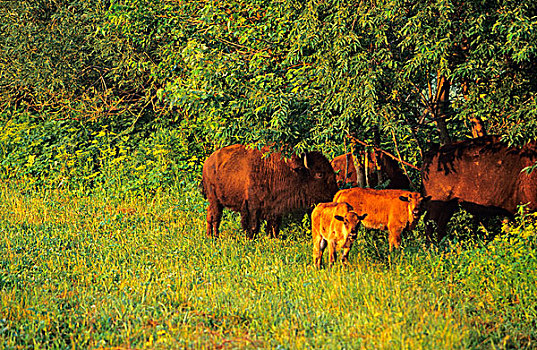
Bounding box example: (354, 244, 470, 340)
(202, 144, 338, 238)
(331, 152, 410, 189)
(422, 136, 537, 242)
(333, 188, 426, 250)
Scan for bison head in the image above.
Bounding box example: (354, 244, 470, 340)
(288, 151, 339, 204)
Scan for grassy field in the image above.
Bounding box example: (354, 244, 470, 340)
(1, 181, 536, 349)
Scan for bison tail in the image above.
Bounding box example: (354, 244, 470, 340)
(319, 238, 327, 251)
(199, 177, 207, 199)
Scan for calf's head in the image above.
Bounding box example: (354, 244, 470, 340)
(335, 212, 368, 241)
(398, 193, 430, 228)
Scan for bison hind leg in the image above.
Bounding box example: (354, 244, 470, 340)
(206, 201, 223, 238)
(424, 200, 458, 243)
(240, 201, 260, 239)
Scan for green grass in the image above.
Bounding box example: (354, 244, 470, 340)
(0, 181, 536, 349)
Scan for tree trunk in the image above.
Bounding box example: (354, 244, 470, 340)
(372, 127, 384, 185)
(353, 148, 366, 187)
(435, 73, 452, 145)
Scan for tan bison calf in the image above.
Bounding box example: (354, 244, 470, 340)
(311, 202, 367, 268)
(334, 188, 427, 251)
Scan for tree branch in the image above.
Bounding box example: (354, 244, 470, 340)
(346, 135, 420, 170)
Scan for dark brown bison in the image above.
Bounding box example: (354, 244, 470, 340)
(333, 188, 427, 250)
(311, 202, 367, 268)
(202, 144, 338, 238)
(331, 152, 410, 189)
(422, 136, 537, 242)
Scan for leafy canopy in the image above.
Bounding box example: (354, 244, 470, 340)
(1, 0, 536, 164)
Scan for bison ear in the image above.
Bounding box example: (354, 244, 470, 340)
(334, 215, 344, 222)
(399, 196, 410, 202)
(358, 213, 367, 220)
(423, 195, 432, 202)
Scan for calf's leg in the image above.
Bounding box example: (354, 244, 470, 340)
(341, 247, 352, 266)
(328, 241, 338, 267)
(387, 226, 403, 251)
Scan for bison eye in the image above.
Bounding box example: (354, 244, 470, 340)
(314, 172, 324, 179)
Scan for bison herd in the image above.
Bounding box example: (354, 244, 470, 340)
(201, 136, 537, 268)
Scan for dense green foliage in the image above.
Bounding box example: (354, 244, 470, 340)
(2, 1, 537, 167)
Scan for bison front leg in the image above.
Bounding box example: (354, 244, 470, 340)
(206, 202, 223, 238)
(341, 247, 352, 266)
(387, 227, 403, 251)
(341, 235, 357, 266)
(327, 241, 338, 267)
(266, 216, 282, 239)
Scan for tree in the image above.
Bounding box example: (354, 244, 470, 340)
(0, 0, 158, 130)
(2, 0, 537, 168)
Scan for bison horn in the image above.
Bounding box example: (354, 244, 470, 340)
(303, 154, 309, 169)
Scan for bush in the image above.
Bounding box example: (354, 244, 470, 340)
(0, 114, 205, 196)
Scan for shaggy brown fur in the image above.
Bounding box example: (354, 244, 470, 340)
(333, 188, 426, 250)
(311, 202, 367, 268)
(422, 136, 537, 242)
(202, 144, 338, 238)
(331, 152, 410, 189)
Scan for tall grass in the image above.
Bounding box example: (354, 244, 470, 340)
(0, 181, 536, 349)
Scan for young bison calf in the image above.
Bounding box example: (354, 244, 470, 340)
(311, 202, 367, 268)
(334, 188, 427, 251)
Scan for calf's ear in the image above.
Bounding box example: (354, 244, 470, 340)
(334, 215, 344, 222)
(399, 196, 410, 202)
(423, 195, 432, 201)
(358, 213, 367, 220)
